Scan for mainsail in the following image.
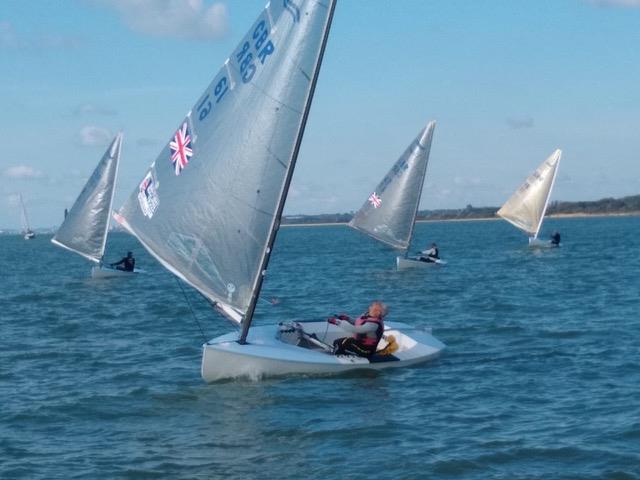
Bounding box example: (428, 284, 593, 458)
(114, 0, 336, 337)
(52, 133, 122, 263)
(19, 194, 33, 235)
(349, 121, 436, 251)
(497, 149, 562, 239)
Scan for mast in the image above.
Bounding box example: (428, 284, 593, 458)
(404, 122, 435, 257)
(98, 132, 122, 262)
(532, 149, 561, 239)
(19, 194, 31, 232)
(239, 0, 337, 344)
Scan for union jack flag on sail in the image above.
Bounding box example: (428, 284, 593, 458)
(169, 122, 193, 176)
(368, 192, 382, 208)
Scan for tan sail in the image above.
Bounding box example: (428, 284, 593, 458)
(497, 149, 562, 239)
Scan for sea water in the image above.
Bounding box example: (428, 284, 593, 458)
(1, 216, 639, 479)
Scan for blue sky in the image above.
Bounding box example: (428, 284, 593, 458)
(1, 0, 639, 228)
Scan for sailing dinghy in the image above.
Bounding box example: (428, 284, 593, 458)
(51, 133, 137, 278)
(497, 149, 562, 248)
(19, 194, 36, 240)
(114, 0, 444, 382)
(349, 121, 445, 270)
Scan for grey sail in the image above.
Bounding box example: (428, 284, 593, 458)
(52, 133, 122, 263)
(497, 149, 562, 239)
(349, 121, 436, 251)
(114, 0, 336, 328)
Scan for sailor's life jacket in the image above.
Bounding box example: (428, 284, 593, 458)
(113, 256, 135, 271)
(422, 247, 439, 259)
(354, 315, 385, 348)
(124, 257, 135, 271)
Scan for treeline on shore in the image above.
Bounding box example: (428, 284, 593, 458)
(282, 194, 640, 225)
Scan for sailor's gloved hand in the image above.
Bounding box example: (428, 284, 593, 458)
(337, 314, 349, 321)
(327, 317, 338, 325)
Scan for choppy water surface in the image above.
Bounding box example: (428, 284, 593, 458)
(1, 216, 639, 479)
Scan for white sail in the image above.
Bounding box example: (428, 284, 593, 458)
(52, 133, 122, 263)
(19, 194, 33, 235)
(497, 149, 562, 239)
(349, 121, 436, 251)
(114, 0, 336, 335)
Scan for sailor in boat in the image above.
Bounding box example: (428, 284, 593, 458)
(328, 301, 387, 357)
(419, 242, 440, 262)
(110, 251, 135, 272)
(550, 231, 561, 246)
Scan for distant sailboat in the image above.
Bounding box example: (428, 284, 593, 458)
(114, 0, 444, 382)
(19, 194, 36, 240)
(51, 133, 135, 277)
(349, 121, 444, 270)
(497, 149, 562, 247)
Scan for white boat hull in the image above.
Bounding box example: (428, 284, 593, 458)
(528, 237, 560, 248)
(396, 256, 446, 270)
(90, 265, 140, 279)
(201, 320, 445, 382)
(24, 232, 36, 240)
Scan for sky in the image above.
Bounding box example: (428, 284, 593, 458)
(1, 0, 639, 229)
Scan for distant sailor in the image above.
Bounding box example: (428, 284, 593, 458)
(111, 251, 135, 272)
(419, 242, 439, 262)
(328, 301, 386, 357)
(550, 231, 561, 246)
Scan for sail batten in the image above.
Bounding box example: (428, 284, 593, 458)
(497, 149, 562, 238)
(114, 0, 337, 330)
(348, 121, 436, 252)
(52, 133, 122, 262)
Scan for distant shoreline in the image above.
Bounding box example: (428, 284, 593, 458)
(548, 211, 640, 219)
(280, 195, 640, 227)
(2, 211, 636, 233)
(3, 207, 639, 234)
(281, 211, 640, 227)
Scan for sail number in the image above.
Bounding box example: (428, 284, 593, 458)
(197, 19, 275, 122)
(378, 159, 409, 193)
(235, 20, 275, 84)
(197, 77, 229, 121)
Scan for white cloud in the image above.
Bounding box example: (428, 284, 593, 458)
(588, 0, 640, 6)
(74, 103, 117, 116)
(7, 194, 21, 207)
(284, 183, 340, 214)
(289, 186, 302, 199)
(506, 116, 534, 130)
(97, 0, 229, 40)
(3, 165, 45, 179)
(557, 172, 572, 184)
(38, 33, 82, 49)
(79, 125, 113, 146)
(453, 176, 484, 187)
(0, 21, 81, 50)
(136, 137, 158, 147)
